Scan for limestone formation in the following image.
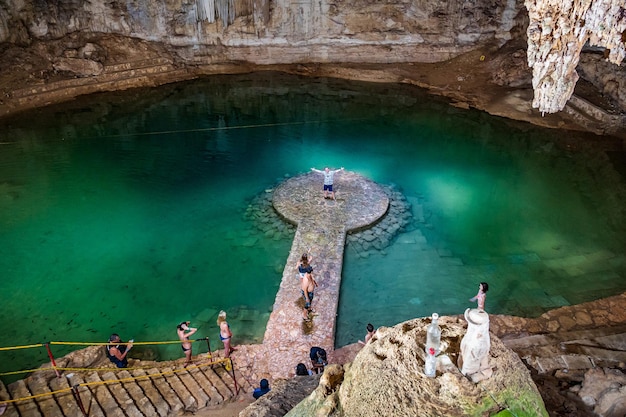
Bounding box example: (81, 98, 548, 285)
(525, 0, 626, 113)
(6, 0, 626, 117)
(0, 0, 624, 126)
(577, 367, 626, 417)
(284, 315, 548, 417)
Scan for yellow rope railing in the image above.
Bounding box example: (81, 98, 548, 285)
(0, 343, 44, 351)
(0, 338, 209, 377)
(0, 357, 234, 406)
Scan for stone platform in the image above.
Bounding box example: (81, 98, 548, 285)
(259, 171, 389, 379)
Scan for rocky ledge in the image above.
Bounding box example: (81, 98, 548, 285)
(239, 292, 626, 417)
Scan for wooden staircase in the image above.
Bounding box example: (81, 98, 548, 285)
(0, 357, 253, 417)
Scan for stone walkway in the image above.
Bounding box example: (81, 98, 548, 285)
(257, 171, 389, 379)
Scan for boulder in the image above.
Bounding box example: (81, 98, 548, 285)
(286, 315, 548, 417)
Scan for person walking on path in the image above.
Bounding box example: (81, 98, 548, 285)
(217, 310, 235, 358)
(296, 250, 313, 280)
(469, 282, 489, 310)
(301, 268, 319, 320)
(177, 321, 198, 367)
(311, 166, 344, 200)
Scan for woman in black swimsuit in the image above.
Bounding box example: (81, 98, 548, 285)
(177, 321, 198, 367)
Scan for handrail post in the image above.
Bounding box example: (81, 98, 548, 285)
(228, 358, 239, 395)
(204, 337, 212, 359)
(44, 343, 61, 378)
(71, 384, 88, 416)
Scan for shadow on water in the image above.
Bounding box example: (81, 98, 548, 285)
(0, 72, 625, 380)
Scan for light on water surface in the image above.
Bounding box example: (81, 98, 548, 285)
(0, 72, 625, 381)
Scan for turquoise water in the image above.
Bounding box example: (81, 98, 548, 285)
(1, 73, 625, 380)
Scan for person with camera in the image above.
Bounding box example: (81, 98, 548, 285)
(106, 333, 133, 368)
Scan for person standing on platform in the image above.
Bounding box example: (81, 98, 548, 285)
(311, 167, 344, 200)
(217, 310, 235, 358)
(177, 321, 198, 367)
(469, 282, 489, 310)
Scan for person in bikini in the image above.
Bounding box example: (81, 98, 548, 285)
(296, 251, 313, 280)
(469, 282, 489, 310)
(217, 310, 235, 358)
(177, 321, 198, 367)
(301, 267, 319, 320)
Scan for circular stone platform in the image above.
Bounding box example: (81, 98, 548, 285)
(272, 171, 389, 231)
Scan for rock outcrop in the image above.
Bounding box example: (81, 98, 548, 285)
(525, 0, 626, 113)
(269, 315, 549, 417)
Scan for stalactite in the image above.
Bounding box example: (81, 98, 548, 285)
(216, 0, 227, 27)
(235, 0, 254, 17)
(254, 0, 270, 25)
(229, 0, 236, 24)
(525, 0, 626, 113)
(196, 0, 215, 23)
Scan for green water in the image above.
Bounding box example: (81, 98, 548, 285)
(1, 73, 625, 380)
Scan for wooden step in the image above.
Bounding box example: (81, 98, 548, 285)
(139, 368, 184, 416)
(129, 369, 171, 417)
(26, 373, 64, 417)
(83, 372, 125, 417)
(198, 366, 232, 402)
(49, 374, 86, 417)
(9, 379, 42, 417)
(185, 367, 224, 406)
(160, 367, 197, 412)
(176, 368, 211, 408)
(66, 372, 106, 417)
(1, 354, 247, 417)
(117, 370, 159, 417)
(0, 379, 19, 417)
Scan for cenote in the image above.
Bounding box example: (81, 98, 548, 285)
(1, 72, 625, 381)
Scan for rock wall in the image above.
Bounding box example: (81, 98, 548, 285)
(0, 0, 524, 64)
(0, 0, 624, 116)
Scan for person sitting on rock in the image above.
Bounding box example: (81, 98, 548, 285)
(310, 346, 328, 374)
(253, 378, 271, 399)
(106, 333, 133, 368)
